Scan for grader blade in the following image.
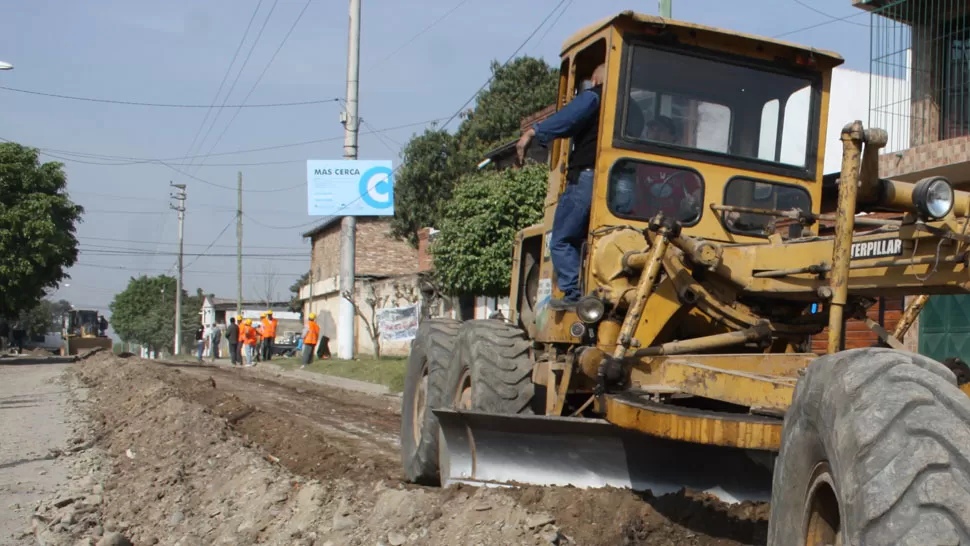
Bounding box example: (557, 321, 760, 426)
(434, 409, 774, 504)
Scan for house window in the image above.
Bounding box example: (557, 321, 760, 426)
(942, 23, 970, 140)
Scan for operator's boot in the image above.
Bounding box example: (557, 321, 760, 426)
(548, 298, 578, 311)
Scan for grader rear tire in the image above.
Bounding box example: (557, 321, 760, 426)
(768, 348, 970, 546)
(445, 320, 534, 415)
(400, 319, 460, 485)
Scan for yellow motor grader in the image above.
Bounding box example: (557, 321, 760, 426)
(401, 11, 970, 545)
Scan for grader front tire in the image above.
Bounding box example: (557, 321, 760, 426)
(445, 320, 534, 415)
(400, 319, 460, 485)
(768, 348, 970, 546)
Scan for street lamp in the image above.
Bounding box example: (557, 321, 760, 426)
(0, 62, 13, 71)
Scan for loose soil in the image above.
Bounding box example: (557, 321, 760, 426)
(34, 354, 769, 545)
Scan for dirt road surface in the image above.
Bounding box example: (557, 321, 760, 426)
(14, 354, 770, 545)
(0, 361, 77, 545)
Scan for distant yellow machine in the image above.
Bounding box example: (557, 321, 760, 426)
(401, 11, 970, 546)
(61, 309, 111, 356)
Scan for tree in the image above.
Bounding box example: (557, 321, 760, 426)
(0, 143, 83, 318)
(432, 164, 548, 297)
(390, 56, 558, 246)
(18, 299, 72, 337)
(457, 57, 559, 154)
(109, 275, 200, 354)
(289, 271, 309, 313)
(389, 129, 470, 246)
(251, 263, 279, 307)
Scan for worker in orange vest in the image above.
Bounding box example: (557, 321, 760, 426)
(301, 313, 320, 369)
(236, 315, 246, 366)
(243, 318, 258, 366)
(261, 310, 278, 361)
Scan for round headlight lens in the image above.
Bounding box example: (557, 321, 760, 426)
(914, 176, 954, 220)
(576, 296, 605, 324)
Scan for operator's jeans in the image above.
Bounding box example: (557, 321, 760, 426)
(550, 170, 594, 302)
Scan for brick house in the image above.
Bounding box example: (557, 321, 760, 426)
(300, 217, 426, 357)
(850, 0, 970, 359)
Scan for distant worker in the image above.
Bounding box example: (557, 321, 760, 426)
(261, 310, 278, 361)
(98, 315, 109, 337)
(195, 325, 205, 363)
(301, 313, 320, 369)
(516, 63, 607, 310)
(236, 315, 247, 366)
(243, 318, 258, 367)
(226, 317, 240, 366)
(254, 313, 266, 362)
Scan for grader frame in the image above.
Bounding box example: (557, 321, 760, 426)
(403, 11, 970, 545)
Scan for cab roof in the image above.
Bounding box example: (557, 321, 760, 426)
(561, 11, 844, 69)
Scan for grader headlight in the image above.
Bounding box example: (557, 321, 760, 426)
(576, 296, 606, 324)
(913, 176, 954, 220)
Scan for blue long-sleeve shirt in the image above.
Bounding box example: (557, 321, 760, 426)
(533, 89, 601, 147)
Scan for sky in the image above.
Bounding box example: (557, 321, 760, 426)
(1, 0, 874, 319)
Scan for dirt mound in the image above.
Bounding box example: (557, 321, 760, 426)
(52, 354, 767, 545)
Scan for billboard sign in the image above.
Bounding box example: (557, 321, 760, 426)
(377, 304, 420, 342)
(306, 160, 394, 216)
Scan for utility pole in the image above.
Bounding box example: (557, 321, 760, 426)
(659, 0, 672, 18)
(338, 0, 361, 360)
(237, 172, 243, 318)
(170, 182, 187, 355)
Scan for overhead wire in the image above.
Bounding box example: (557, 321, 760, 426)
(0, 85, 339, 108)
(189, 0, 309, 176)
(438, 0, 570, 132)
(790, 0, 869, 28)
(177, 0, 267, 175)
(367, 0, 473, 71)
(773, 5, 869, 37)
(533, 0, 575, 52)
(185, 0, 282, 174)
(183, 217, 236, 270)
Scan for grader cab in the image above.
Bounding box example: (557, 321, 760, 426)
(401, 11, 970, 545)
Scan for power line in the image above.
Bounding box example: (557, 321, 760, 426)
(368, 0, 473, 71)
(790, 0, 868, 28)
(184, 217, 235, 270)
(439, 0, 569, 132)
(0, 85, 340, 108)
(190, 0, 314, 173)
(177, 0, 267, 175)
(78, 235, 306, 250)
(533, 0, 575, 52)
(243, 212, 321, 230)
(773, 5, 869, 37)
(73, 262, 304, 277)
(5, 117, 445, 166)
(185, 0, 282, 174)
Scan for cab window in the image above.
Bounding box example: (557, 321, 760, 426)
(722, 178, 811, 238)
(608, 160, 704, 226)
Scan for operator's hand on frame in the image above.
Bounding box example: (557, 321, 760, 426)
(516, 127, 535, 167)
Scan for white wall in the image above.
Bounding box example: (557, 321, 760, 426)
(826, 65, 911, 174)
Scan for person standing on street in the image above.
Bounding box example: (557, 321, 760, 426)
(209, 322, 222, 362)
(261, 311, 278, 361)
(254, 313, 265, 363)
(243, 318, 258, 366)
(226, 318, 239, 366)
(301, 313, 320, 369)
(195, 325, 205, 362)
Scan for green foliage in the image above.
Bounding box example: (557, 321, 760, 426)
(390, 129, 471, 246)
(457, 57, 559, 154)
(391, 56, 558, 247)
(0, 143, 83, 318)
(109, 275, 201, 353)
(289, 271, 309, 313)
(432, 164, 548, 297)
(18, 299, 71, 337)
